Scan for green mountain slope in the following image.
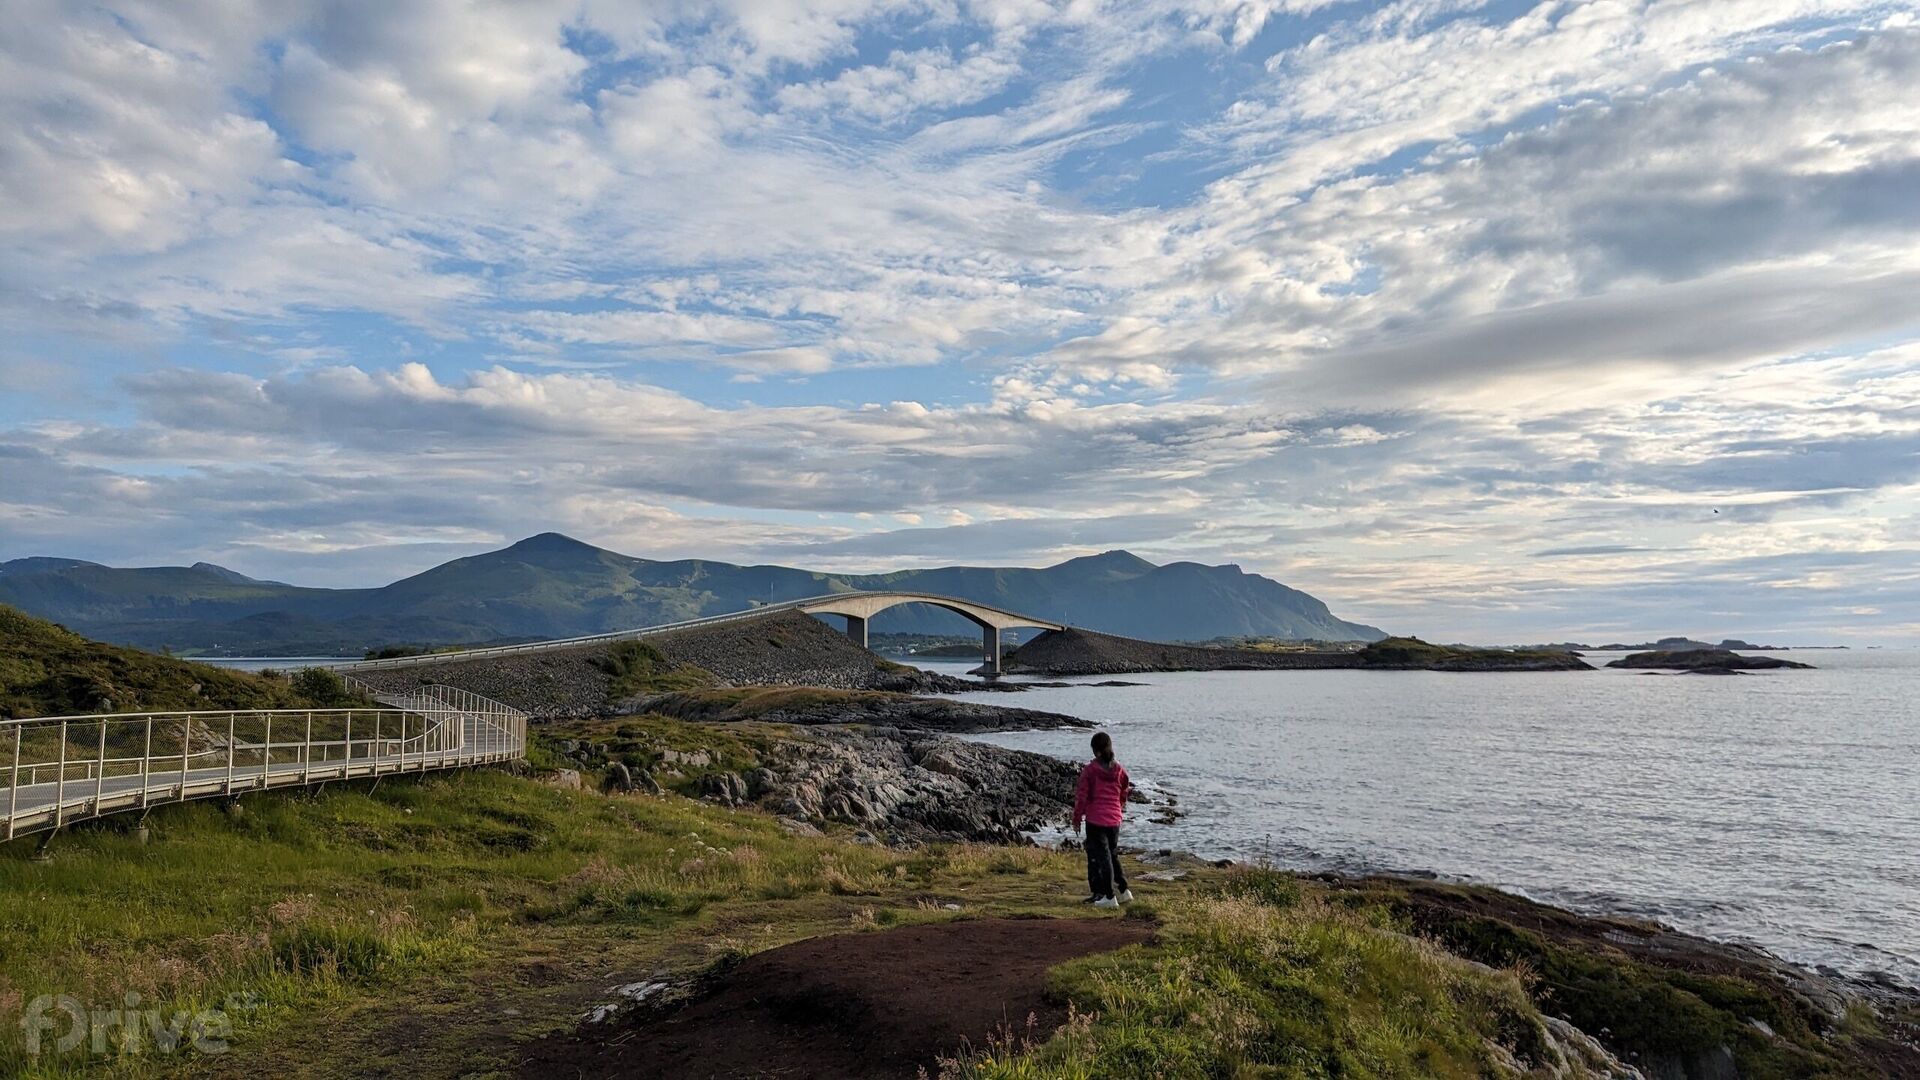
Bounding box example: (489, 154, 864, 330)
(0, 534, 1386, 654)
(0, 606, 355, 718)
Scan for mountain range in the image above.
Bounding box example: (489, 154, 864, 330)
(0, 533, 1387, 655)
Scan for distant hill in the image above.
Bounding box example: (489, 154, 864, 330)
(0, 534, 1387, 655)
(0, 606, 356, 718)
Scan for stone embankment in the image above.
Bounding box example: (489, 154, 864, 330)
(350, 610, 985, 717)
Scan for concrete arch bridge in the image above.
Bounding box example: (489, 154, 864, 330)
(333, 591, 1066, 675)
(792, 592, 1064, 672)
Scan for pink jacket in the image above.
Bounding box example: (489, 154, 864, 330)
(1073, 759, 1130, 829)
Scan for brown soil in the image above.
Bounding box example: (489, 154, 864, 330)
(515, 916, 1155, 1080)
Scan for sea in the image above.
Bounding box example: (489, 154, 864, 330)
(911, 649, 1920, 988)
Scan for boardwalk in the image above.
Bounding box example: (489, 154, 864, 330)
(3, 683, 525, 841)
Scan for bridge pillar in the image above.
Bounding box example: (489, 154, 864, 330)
(843, 615, 868, 650)
(982, 625, 1001, 675)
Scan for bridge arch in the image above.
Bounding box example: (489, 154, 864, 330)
(794, 592, 1063, 673)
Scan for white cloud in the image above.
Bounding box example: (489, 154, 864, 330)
(1, 1, 1917, 640)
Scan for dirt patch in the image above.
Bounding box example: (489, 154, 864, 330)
(516, 916, 1155, 1079)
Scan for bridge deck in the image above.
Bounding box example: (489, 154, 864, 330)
(328, 590, 1063, 674)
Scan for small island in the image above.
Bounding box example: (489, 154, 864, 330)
(1607, 649, 1815, 673)
(995, 629, 1594, 675)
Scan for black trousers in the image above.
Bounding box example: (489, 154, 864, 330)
(1084, 824, 1128, 898)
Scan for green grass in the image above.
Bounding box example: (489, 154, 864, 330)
(0, 605, 360, 719)
(0, 766, 949, 1076)
(639, 685, 906, 721)
(539, 714, 783, 792)
(939, 884, 1550, 1079)
(1353, 637, 1578, 669)
(593, 641, 718, 701)
(1409, 901, 1867, 1077)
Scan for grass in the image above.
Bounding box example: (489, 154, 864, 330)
(939, 876, 1553, 1079)
(593, 640, 718, 701)
(0, 606, 360, 719)
(1353, 637, 1578, 669)
(638, 685, 907, 722)
(1402, 895, 1872, 1077)
(539, 714, 783, 793)
(0, 756, 1096, 1078)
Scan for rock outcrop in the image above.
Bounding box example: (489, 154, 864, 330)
(1606, 649, 1813, 672)
(758, 728, 1077, 844)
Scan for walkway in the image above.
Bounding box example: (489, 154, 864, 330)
(3, 683, 526, 841)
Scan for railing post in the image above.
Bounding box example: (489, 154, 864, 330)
(55, 720, 67, 827)
(344, 712, 352, 776)
(373, 711, 381, 774)
(94, 720, 107, 811)
(7, 725, 20, 840)
(262, 713, 272, 788)
(180, 718, 191, 800)
(140, 716, 152, 808)
(225, 714, 236, 795)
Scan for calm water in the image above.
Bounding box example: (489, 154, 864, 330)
(919, 650, 1920, 986)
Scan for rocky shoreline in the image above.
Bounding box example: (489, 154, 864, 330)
(536, 687, 1919, 1076)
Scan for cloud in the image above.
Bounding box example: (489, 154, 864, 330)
(1, 3, 1917, 641)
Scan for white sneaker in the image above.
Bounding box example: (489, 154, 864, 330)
(1117, 889, 1135, 904)
(1093, 896, 1120, 909)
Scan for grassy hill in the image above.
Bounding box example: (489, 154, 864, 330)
(0, 534, 1387, 655)
(0, 605, 356, 718)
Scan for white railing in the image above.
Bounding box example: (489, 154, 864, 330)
(1, 684, 527, 841)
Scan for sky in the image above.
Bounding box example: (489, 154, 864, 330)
(2, 0, 1918, 644)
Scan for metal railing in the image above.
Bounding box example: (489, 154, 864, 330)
(327, 590, 1064, 672)
(1, 684, 527, 841)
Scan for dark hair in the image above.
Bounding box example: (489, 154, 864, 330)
(1090, 731, 1114, 763)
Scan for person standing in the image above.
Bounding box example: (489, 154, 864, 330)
(1072, 731, 1132, 909)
